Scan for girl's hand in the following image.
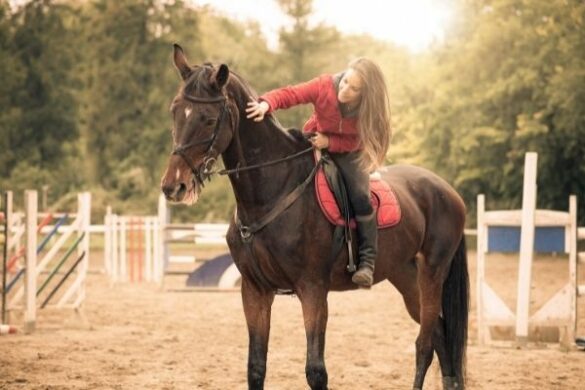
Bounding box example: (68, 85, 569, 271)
(246, 100, 269, 122)
(310, 133, 329, 149)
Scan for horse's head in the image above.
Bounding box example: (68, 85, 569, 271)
(160, 44, 236, 204)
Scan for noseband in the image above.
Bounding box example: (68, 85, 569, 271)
(171, 92, 230, 187)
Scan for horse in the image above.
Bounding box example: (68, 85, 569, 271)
(160, 44, 469, 390)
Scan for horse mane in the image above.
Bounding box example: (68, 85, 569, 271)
(181, 63, 310, 149)
(226, 69, 311, 148)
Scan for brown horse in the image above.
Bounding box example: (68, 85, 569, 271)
(160, 44, 469, 390)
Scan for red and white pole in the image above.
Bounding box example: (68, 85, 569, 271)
(0, 324, 17, 335)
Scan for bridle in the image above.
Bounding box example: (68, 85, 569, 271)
(169, 86, 324, 276)
(171, 91, 230, 187)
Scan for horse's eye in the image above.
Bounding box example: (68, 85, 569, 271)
(206, 118, 217, 126)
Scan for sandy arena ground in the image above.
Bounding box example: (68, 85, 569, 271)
(1, 250, 585, 389)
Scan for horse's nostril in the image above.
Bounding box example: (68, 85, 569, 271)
(178, 182, 187, 194)
(162, 185, 174, 197)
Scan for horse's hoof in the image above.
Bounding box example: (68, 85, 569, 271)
(442, 376, 461, 389)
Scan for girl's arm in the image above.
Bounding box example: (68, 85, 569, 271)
(259, 75, 323, 113)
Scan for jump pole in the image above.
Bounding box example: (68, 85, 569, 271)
(152, 216, 161, 284)
(120, 217, 127, 282)
(40, 251, 86, 309)
(128, 217, 135, 282)
(4, 214, 68, 295)
(158, 194, 170, 285)
(57, 192, 91, 308)
(579, 227, 585, 296)
(111, 213, 119, 283)
(515, 152, 538, 345)
(145, 217, 152, 282)
(36, 214, 68, 253)
(24, 190, 37, 334)
(137, 218, 143, 282)
(105, 215, 159, 284)
(104, 206, 112, 276)
(7, 211, 54, 272)
(2, 191, 12, 324)
(36, 232, 86, 297)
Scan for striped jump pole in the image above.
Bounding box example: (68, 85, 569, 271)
(1, 191, 12, 324)
(36, 232, 86, 297)
(126, 217, 136, 282)
(106, 215, 157, 284)
(127, 217, 145, 283)
(137, 218, 144, 282)
(40, 251, 86, 309)
(4, 214, 69, 295)
(6, 212, 54, 272)
(36, 214, 68, 253)
(0, 324, 17, 335)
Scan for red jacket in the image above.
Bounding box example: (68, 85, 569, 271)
(259, 74, 361, 153)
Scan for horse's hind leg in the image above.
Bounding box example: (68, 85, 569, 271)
(241, 278, 275, 390)
(412, 252, 448, 390)
(297, 284, 329, 390)
(432, 318, 459, 389)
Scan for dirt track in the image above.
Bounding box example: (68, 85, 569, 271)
(1, 251, 584, 389)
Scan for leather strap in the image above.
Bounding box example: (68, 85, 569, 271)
(237, 157, 323, 240)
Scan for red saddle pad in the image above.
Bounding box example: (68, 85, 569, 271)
(314, 167, 401, 229)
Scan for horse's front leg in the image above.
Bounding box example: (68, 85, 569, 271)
(298, 284, 329, 390)
(241, 278, 275, 390)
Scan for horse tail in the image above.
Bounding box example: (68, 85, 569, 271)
(442, 234, 469, 385)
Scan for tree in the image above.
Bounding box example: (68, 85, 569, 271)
(0, 0, 82, 202)
(400, 0, 585, 223)
(274, 0, 340, 127)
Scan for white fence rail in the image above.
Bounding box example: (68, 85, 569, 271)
(103, 195, 229, 285)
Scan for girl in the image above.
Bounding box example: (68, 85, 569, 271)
(246, 58, 391, 286)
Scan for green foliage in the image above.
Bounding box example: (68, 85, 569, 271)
(0, 0, 82, 207)
(399, 0, 585, 224)
(273, 0, 341, 128)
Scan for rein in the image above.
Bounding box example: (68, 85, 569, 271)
(236, 156, 323, 240)
(215, 147, 314, 177)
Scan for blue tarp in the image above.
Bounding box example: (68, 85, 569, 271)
(487, 226, 566, 253)
(185, 253, 234, 287)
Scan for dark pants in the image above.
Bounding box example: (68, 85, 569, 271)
(330, 152, 373, 217)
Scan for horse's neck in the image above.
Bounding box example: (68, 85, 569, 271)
(222, 117, 312, 220)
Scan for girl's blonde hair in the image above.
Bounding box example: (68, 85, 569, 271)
(349, 57, 391, 171)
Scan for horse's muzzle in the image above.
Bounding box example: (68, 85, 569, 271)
(161, 182, 187, 202)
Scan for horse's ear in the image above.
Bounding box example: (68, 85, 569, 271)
(173, 43, 191, 80)
(211, 64, 230, 89)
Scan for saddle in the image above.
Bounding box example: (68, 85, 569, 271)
(314, 152, 401, 229)
(313, 151, 401, 272)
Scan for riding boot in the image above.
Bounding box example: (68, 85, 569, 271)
(351, 211, 378, 287)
